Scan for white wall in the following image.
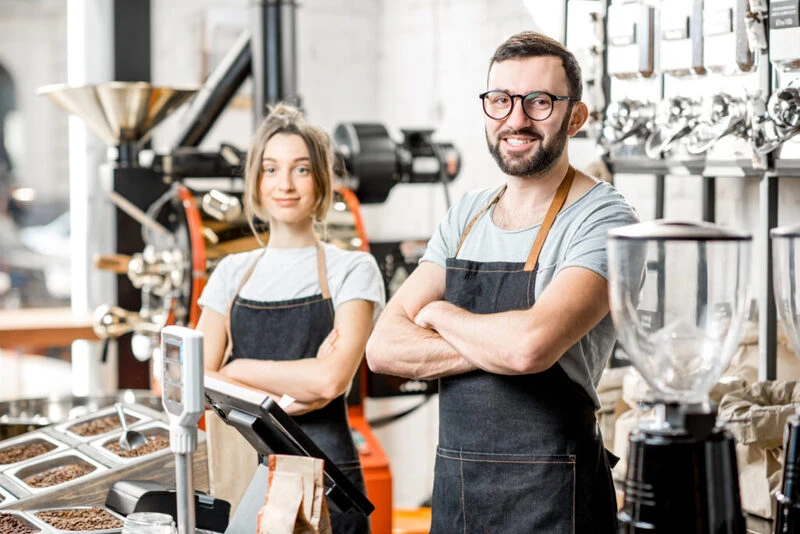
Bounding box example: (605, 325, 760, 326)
(151, 0, 382, 154)
(362, 0, 565, 242)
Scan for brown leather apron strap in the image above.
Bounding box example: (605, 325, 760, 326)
(221, 247, 267, 367)
(454, 185, 507, 258)
(315, 241, 330, 300)
(454, 167, 576, 268)
(523, 165, 576, 272)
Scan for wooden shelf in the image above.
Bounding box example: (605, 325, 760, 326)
(0, 308, 98, 349)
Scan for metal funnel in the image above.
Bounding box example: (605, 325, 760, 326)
(37, 81, 198, 147)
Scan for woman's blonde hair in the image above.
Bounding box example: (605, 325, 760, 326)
(242, 103, 334, 242)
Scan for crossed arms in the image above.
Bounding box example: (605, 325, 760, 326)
(365, 261, 610, 380)
(197, 298, 374, 416)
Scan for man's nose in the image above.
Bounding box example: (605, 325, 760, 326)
(505, 97, 532, 129)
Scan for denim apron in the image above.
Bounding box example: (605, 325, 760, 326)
(430, 166, 618, 534)
(222, 242, 369, 533)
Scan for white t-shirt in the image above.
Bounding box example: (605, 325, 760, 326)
(198, 243, 386, 321)
(421, 181, 639, 408)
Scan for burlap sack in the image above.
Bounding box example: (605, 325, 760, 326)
(718, 381, 800, 519)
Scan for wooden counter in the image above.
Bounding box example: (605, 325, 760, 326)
(0, 307, 98, 349)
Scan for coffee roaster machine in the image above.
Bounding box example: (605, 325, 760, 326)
(566, 0, 800, 532)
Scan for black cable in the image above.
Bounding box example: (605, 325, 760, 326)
(442, 179, 452, 211)
(100, 338, 110, 364)
(367, 393, 435, 429)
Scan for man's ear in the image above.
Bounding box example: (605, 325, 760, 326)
(568, 101, 589, 136)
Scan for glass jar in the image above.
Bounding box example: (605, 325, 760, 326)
(122, 512, 177, 534)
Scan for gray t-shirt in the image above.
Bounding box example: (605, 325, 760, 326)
(421, 181, 639, 408)
(198, 243, 386, 321)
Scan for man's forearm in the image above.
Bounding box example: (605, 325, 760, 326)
(417, 300, 543, 375)
(366, 308, 476, 380)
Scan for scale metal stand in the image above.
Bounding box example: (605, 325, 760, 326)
(161, 325, 204, 534)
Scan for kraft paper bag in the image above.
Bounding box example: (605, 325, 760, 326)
(205, 408, 259, 514)
(257, 454, 331, 534)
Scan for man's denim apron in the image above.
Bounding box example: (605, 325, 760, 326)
(223, 242, 369, 533)
(430, 167, 618, 534)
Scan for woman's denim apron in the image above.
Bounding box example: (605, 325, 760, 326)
(222, 242, 369, 533)
(430, 167, 617, 534)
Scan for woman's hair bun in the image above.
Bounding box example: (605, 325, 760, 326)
(267, 103, 303, 126)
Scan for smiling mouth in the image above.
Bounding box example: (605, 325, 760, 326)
(502, 136, 539, 148)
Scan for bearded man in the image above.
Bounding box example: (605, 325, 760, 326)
(367, 31, 639, 534)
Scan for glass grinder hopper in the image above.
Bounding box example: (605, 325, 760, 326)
(770, 223, 800, 533)
(608, 220, 751, 533)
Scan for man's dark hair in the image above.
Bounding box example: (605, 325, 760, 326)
(488, 31, 582, 101)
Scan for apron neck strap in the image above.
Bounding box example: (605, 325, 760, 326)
(453, 166, 577, 268)
(315, 241, 331, 300)
(222, 247, 267, 367)
(454, 185, 507, 258)
(524, 165, 576, 272)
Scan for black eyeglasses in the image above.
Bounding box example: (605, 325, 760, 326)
(479, 90, 579, 121)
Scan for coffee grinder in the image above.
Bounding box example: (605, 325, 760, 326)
(769, 224, 800, 533)
(607, 220, 751, 533)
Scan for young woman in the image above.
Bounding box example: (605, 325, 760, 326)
(197, 103, 384, 533)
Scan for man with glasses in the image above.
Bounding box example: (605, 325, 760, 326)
(366, 31, 637, 533)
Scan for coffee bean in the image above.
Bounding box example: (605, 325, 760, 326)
(35, 507, 122, 531)
(67, 414, 138, 437)
(0, 513, 37, 533)
(0, 440, 56, 465)
(24, 463, 96, 488)
(104, 434, 169, 458)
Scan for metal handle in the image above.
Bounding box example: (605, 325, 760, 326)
(115, 403, 129, 433)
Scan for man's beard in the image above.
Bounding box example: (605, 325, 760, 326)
(487, 112, 571, 177)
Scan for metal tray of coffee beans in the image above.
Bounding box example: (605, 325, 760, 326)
(0, 481, 18, 507)
(0, 510, 46, 533)
(88, 421, 170, 465)
(0, 391, 162, 442)
(54, 406, 151, 443)
(27, 506, 124, 533)
(5, 450, 108, 494)
(0, 432, 69, 471)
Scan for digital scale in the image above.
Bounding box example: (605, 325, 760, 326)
(160, 325, 204, 534)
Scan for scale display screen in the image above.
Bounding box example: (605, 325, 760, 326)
(166, 383, 182, 404)
(166, 360, 182, 382)
(163, 340, 183, 404)
(160, 326, 203, 423)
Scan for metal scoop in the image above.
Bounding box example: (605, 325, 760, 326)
(115, 402, 147, 451)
